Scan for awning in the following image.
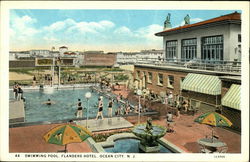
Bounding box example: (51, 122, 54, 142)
(222, 84, 241, 110)
(181, 73, 221, 95)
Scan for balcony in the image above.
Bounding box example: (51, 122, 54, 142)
(134, 58, 241, 73)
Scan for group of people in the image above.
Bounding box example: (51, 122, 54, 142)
(13, 83, 24, 101)
(115, 101, 131, 116)
(44, 74, 53, 85)
(73, 96, 115, 120)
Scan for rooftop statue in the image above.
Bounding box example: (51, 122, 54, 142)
(164, 13, 172, 29)
(184, 14, 190, 25)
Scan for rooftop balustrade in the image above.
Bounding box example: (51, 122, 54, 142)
(117, 58, 241, 73)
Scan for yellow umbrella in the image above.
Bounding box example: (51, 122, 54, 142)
(43, 124, 92, 152)
(194, 112, 232, 142)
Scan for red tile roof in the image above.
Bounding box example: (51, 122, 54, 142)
(155, 12, 241, 36)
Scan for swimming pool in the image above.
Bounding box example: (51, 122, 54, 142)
(10, 88, 121, 123)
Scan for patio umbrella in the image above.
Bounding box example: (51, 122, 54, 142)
(43, 124, 92, 152)
(194, 112, 232, 142)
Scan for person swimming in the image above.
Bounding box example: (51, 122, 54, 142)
(43, 99, 55, 105)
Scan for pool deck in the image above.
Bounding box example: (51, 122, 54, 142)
(9, 100, 25, 124)
(75, 117, 134, 132)
(8, 84, 241, 154)
(9, 123, 92, 153)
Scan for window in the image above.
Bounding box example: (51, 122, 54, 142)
(166, 40, 177, 59)
(168, 75, 174, 88)
(201, 35, 223, 61)
(238, 34, 241, 43)
(136, 70, 140, 79)
(181, 38, 197, 61)
(147, 72, 152, 83)
(158, 73, 163, 85)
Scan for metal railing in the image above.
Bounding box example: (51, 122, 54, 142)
(117, 58, 241, 73)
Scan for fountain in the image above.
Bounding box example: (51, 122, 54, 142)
(132, 118, 167, 153)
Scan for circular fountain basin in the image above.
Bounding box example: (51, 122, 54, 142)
(132, 123, 167, 153)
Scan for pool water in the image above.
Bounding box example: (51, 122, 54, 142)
(104, 139, 174, 153)
(10, 88, 121, 123)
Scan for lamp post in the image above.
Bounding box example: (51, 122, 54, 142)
(85, 92, 92, 128)
(137, 89, 142, 124)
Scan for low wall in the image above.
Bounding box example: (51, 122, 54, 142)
(9, 60, 35, 68)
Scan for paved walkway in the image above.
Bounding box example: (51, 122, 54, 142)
(76, 117, 133, 132)
(151, 113, 241, 153)
(9, 123, 92, 153)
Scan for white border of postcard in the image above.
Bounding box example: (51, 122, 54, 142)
(1, 1, 249, 162)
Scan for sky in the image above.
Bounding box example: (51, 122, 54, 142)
(10, 10, 239, 52)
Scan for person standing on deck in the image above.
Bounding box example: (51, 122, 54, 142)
(13, 83, 18, 100)
(95, 97, 104, 120)
(76, 99, 83, 118)
(168, 91, 173, 106)
(33, 75, 36, 87)
(17, 85, 23, 101)
(108, 98, 113, 118)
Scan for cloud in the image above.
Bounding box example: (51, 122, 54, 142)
(43, 36, 58, 42)
(10, 14, 162, 51)
(114, 26, 133, 35)
(135, 24, 162, 41)
(10, 15, 39, 37)
(10, 14, 40, 49)
(44, 18, 76, 32)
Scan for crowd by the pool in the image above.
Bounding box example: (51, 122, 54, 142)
(12, 82, 24, 101)
(12, 77, 194, 123)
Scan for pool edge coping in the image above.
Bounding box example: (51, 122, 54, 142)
(89, 132, 186, 153)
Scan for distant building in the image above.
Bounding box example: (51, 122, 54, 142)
(30, 50, 50, 57)
(9, 51, 17, 60)
(59, 46, 68, 57)
(84, 51, 104, 55)
(16, 53, 32, 59)
(116, 50, 163, 65)
(137, 49, 163, 61)
(83, 53, 116, 67)
(116, 52, 139, 64)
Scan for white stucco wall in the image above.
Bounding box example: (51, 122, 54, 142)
(161, 23, 241, 61)
(229, 24, 241, 61)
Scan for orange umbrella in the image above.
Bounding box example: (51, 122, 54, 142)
(43, 124, 92, 152)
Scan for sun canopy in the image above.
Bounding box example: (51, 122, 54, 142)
(222, 84, 241, 110)
(181, 73, 221, 95)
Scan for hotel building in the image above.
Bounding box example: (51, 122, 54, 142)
(133, 12, 241, 131)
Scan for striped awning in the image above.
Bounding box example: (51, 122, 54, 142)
(222, 84, 241, 110)
(181, 73, 221, 95)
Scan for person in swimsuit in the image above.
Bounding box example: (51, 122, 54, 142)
(76, 99, 83, 118)
(43, 99, 55, 105)
(17, 85, 23, 101)
(13, 83, 18, 100)
(108, 98, 113, 118)
(95, 98, 104, 120)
